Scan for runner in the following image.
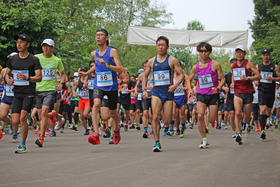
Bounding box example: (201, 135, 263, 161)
(142, 36, 185, 152)
(34, 38, 66, 147)
(6, 34, 42, 153)
(251, 80, 260, 131)
(187, 42, 225, 149)
(273, 82, 280, 129)
(257, 48, 280, 140)
(129, 75, 137, 129)
(231, 45, 261, 144)
(87, 29, 124, 145)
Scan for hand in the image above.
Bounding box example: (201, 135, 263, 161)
(142, 90, 148, 99)
(118, 79, 122, 84)
(7, 78, 14, 86)
(179, 87, 185, 91)
(266, 76, 272, 81)
(147, 86, 153, 91)
(230, 84, 234, 89)
(134, 92, 138, 97)
(168, 85, 177, 93)
(98, 58, 107, 67)
(56, 84, 62, 91)
(126, 89, 130, 94)
(189, 89, 194, 95)
(66, 98, 69, 103)
(240, 75, 247, 80)
(17, 72, 28, 80)
(212, 87, 219, 93)
(224, 87, 229, 93)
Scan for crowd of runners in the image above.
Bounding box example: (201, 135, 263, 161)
(0, 29, 279, 153)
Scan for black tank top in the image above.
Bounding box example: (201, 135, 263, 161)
(258, 62, 276, 93)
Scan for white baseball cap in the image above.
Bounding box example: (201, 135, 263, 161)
(73, 72, 78, 77)
(41, 38, 55, 47)
(7, 52, 18, 58)
(235, 45, 246, 52)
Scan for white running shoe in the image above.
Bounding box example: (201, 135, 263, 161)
(55, 118, 64, 130)
(199, 140, 210, 149)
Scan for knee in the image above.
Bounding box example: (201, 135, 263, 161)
(197, 113, 204, 121)
(143, 111, 149, 118)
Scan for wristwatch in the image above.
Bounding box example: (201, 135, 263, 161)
(106, 63, 110, 68)
(216, 88, 220, 92)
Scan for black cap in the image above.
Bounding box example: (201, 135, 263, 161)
(261, 48, 270, 54)
(230, 58, 237, 64)
(14, 34, 31, 43)
(80, 66, 88, 72)
(96, 29, 108, 36)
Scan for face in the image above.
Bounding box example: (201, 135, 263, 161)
(16, 38, 29, 52)
(276, 84, 280, 89)
(198, 46, 210, 61)
(235, 49, 246, 61)
(156, 39, 169, 55)
(90, 63, 95, 69)
(130, 76, 135, 82)
(261, 53, 271, 63)
(42, 44, 54, 56)
(143, 63, 147, 71)
(95, 31, 108, 45)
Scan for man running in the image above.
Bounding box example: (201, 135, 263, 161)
(257, 48, 280, 140)
(142, 36, 184, 152)
(187, 42, 225, 149)
(88, 29, 124, 145)
(6, 34, 42, 153)
(231, 45, 261, 145)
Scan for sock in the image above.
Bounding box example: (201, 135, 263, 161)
(144, 127, 148, 132)
(114, 129, 119, 133)
(259, 115, 266, 131)
(269, 118, 272, 124)
(233, 131, 237, 133)
(202, 137, 207, 141)
(20, 142, 26, 146)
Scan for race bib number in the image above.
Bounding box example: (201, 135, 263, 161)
(79, 89, 89, 99)
(230, 88, 234, 94)
(154, 70, 170, 86)
(88, 80, 94, 90)
(198, 74, 213, 88)
(121, 88, 128, 94)
(6, 85, 14, 97)
(42, 67, 55, 80)
(13, 70, 29, 86)
(174, 85, 185, 96)
(97, 71, 113, 87)
(260, 71, 273, 83)
(276, 92, 280, 98)
(233, 68, 246, 81)
(137, 93, 142, 100)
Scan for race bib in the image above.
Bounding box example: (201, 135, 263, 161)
(174, 85, 185, 96)
(6, 85, 14, 97)
(97, 71, 113, 87)
(137, 93, 142, 100)
(276, 92, 280, 98)
(260, 71, 273, 83)
(147, 81, 153, 92)
(198, 74, 213, 88)
(88, 80, 94, 90)
(121, 88, 128, 94)
(233, 68, 246, 81)
(13, 70, 29, 86)
(154, 70, 170, 86)
(79, 89, 89, 99)
(42, 67, 55, 80)
(230, 87, 234, 94)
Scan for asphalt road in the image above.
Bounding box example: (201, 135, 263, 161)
(0, 124, 280, 187)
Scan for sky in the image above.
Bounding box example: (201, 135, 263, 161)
(159, 0, 255, 49)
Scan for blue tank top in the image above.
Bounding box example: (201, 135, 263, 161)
(94, 47, 118, 91)
(152, 54, 173, 90)
(70, 81, 75, 101)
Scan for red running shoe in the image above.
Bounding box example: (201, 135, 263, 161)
(88, 132, 100, 145)
(49, 110, 57, 125)
(113, 130, 121, 144)
(35, 137, 44, 147)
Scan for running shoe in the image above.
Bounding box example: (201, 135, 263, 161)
(189, 124, 193, 129)
(45, 129, 50, 136)
(221, 121, 225, 126)
(167, 130, 174, 136)
(34, 126, 39, 134)
(136, 124, 140, 130)
(180, 127, 186, 138)
(199, 140, 210, 149)
(275, 124, 278, 129)
(60, 128, 64, 133)
(255, 124, 260, 132)
(35, 137, 44, 147)
(15, 145, 26, 153)
(84, 129, 90, 135)
(232, 131, 238, 138)
(142, 131, 149, 138)
(9, 125, 13, 135)
(72, 125, 78, 131)
(124, 125, 128, 131)
(0, 127, 2, 139)
(235, 134, 243, 145)
(150, 131, 153, 135)
(68, 123, 73, 129)
(175, 129, 180, 135)
(50, 131, 56, 137)
(225, 125, 228, 129)
(54, 118, 64, 130)
(102, 121, 106, 131)
(260, 131, 266, 140)
(216, 124, 221, 129)
(49, 110, 57, 126)
(265, 124, 269, 129)
(247, 125, 252, 133)
(12, 135, 18, 143)
(113, 130, 121, 144)
(210, 123, 215, 128)
(128, 120, 132, 126)
(153, 142, 162, 152)
(129, 124, 135, 129)
(88, 132, 100, 145)
(206, 126, 209, 133)
(17, 127, 21, 135)
(104, 127, 111, 138)
(163, 127, 168, 136)
(109, 138, 114, 144)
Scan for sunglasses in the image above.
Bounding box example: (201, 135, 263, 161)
(198, 49, 209, 53)
(90, 65, 94, 67)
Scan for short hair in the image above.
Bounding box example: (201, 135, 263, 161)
(96, 29, 109, 46)
(130, 75, 136, 79)
(196, 42, 212, 53)
(142, 60, 148, 66)
(89, 59, 95, 66)
(156, 36, 169, 46)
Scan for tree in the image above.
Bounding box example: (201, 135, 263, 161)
(249, 0, 280, 64)
(0, 0, 68, 67)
